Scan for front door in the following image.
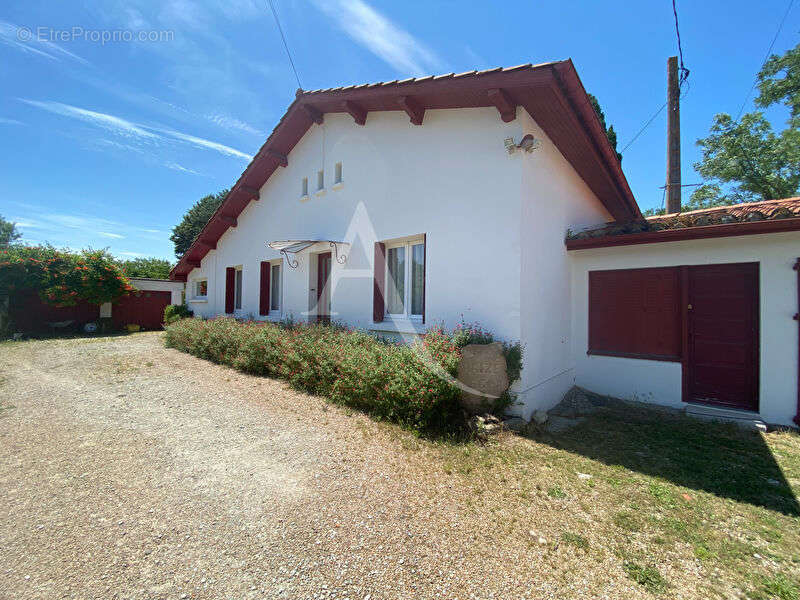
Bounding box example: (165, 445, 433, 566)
(686, 263, 759, 411)
(316, 252, 332, 324)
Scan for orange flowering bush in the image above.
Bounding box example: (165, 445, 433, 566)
(0, 245, 132, 306)
(165, 318, 467, 432)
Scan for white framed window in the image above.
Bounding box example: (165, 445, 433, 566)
(193, 279, 208, 299)
(317, 170, 324, 191)
(301, 177, 308, 196)
(234, 267, 243, 310)
(334, 162, 343, 184)
(385, 236, 425, 319)
(270, 263, 281, 312)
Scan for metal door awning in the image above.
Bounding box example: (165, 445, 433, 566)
(267, 240, 348, 268)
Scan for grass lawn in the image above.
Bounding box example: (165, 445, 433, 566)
(388, 403, 800, 599)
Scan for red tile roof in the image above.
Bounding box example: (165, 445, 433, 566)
(647, 197, 800, 227)
(170, 60, 640, 280)
(566, 197, 800, 249)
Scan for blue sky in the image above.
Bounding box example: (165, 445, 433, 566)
(1, 1, 797, 261)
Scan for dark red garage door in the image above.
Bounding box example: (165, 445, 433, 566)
(112, 291, 172, 330)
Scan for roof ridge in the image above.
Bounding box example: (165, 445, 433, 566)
(298, 61, 566, 95)
(648, 197, 800, 220)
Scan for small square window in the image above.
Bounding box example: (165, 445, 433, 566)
(194, 279, 207, 298)
(301, 177, 308, 196)
(334, 162, 342, 184)
(317, 170, 324, 191)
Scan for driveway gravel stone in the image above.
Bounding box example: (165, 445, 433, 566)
(0, 332, 649, 600)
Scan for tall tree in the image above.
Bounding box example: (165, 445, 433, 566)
(170, 189, 228, 258)
(690, 43, 800, 209)
(756, 42, 800, 126)
(0, 215, 21, 247)
(115, 257, 174, 279)
(692, 113, 799, 206)
(588, 93, 622, 162)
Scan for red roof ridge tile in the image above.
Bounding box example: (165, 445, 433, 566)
(648, 197, 800, 221)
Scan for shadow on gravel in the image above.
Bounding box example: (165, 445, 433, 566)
(532, 404, 800, 516)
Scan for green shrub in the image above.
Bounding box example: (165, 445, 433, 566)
(0, 244, 131, 306)
(165, 318, 472, 432)
(164, 304, 193, 325)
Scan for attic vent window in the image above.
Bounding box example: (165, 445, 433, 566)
(301, 177, 308, 197)
(335, 162, 343, 184)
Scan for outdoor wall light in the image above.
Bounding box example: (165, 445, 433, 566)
(504, 134, 541, 154)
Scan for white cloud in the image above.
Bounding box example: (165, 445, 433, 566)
(148, 126, 252, 161)
(0, 117, 25, 126)
(0, 20, 90, 66)
(19, 99, 158, 139)
(163, 161, 204, 175)
(206, 113, 262, 137)
(8, 209, 174, 259)
(20, 98, 252, 161)
(117, 251, 147, 257)
(313, 0, 444, 76)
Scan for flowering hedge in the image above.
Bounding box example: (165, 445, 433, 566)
(165, 318, 467, 431)
(0, 245, 132, 306)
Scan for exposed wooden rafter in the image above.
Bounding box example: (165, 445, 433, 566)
(301, 104, 324, 125)
(199, 238, 216, 250)
(241, 185, 260, 199)
(344, 100, 367, 125)
(187, 259, 201, 268)
(487, 88, 516, 122)
(265, 149, 288, 167)
(397, 95, 425, 125)
(169, 61, 643, 281)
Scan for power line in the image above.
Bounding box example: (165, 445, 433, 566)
(266, 0, 302, 91)
(620, 0, 691, 153)
(672, 0, 690, 85)
(734, 0, 795, 120)
(621, 101, 667, 153)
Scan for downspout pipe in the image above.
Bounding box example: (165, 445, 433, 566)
(793, 258, 800, 427)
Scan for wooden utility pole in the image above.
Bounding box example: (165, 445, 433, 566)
(666, 56, 682, 213)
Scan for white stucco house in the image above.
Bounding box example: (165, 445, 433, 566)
(170, 61, 800, 428)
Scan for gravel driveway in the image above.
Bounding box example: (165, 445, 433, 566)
(1, 333, 648, 600)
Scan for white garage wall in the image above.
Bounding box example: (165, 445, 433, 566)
(570, 231, 800, 426)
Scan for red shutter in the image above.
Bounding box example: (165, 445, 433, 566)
(588, 267, 681, 360)
(259, 261, 270, 316)
(373, 242, 386, 322)
(225, 267, 235, 314)
(422, 233, 427, 324)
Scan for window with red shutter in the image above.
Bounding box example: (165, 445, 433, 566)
(224, 267, 235, 314)
(259, 261, 270, 316)
(588, 267, 681, 361)
(373, 242, 386, 322)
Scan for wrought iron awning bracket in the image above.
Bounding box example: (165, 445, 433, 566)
(330, 241, 347, 264)
(281, 248, 300, 269)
